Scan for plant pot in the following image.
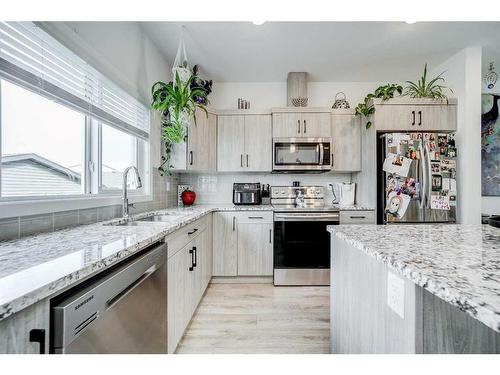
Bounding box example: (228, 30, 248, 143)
(181, 189, 196, 206)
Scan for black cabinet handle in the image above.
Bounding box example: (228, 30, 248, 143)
(297, 119, 300, 134)
(418, 110, 422, 126)
(193, 246, 197, 267)
(411, 111, 415, 125)
(240, 154, 243, 167)
(331, 153, 334, 167)
(29, 329, 45, 354)
(232, 216, 236, 231)
(246, 154, 249, 168)
(248, 216, 264, 219)
(189, 151, 193, 165)
(269, 229, 272, 243)
(350, 215, 366, 219)
(189, 249, 194, 271)
(303, 120, 307, 133)
(187, 228, 198, 235)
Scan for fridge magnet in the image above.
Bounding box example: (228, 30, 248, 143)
(385, 191, 411, 218)
(383, 153, 413, 177)
(431, 175, 442, 191)
(448, 133, 456, 147)
(449, 195, 457, 206)
(446, 147, 457, 158)
(440, 159, 456, 172)
(430, 195, 450, 210)
(431, 162, 441, 173)
(438, 134, 448, 147)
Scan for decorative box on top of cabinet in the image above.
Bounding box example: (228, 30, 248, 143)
(271, 107, 331, 138)
(372, 98, 457, 132)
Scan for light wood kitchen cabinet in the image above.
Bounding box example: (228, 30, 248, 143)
(373, 98, 457, 132)
(339, 210, 376, 224)
(170, 108, 217, 171)
(213, 211, 273, 277)
(212, 211, 238, 276)
(272, 110, 331, 138)
(237, 220, 273, 276)
(0, 299, 50, 354)
(217, 114, 272, 172)
(331, 111, 361, 171)
(166, 215, 212, 353)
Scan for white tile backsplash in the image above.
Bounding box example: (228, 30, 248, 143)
(178, 172, 354, 205)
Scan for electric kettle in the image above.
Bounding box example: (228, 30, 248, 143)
(337, 182, 356, 206)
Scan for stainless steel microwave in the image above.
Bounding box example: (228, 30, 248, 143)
(272, 138, 332, 172)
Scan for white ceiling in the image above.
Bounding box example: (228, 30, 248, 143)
(140, 22, 500, 82)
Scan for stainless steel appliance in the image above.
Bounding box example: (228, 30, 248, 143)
(233, 183, 262, 205)
(273, 138, 332, 172)
(377, 132, 458, 224)
(51, 242, 167, 354)
(272, 186, 339, 286)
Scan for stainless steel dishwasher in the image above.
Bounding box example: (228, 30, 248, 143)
(51, 242, 167, 354)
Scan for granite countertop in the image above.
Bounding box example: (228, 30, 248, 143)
(0, 203, 370, 321)
(328, 224, 500, 333)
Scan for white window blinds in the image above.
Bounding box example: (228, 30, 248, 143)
(0, 22, 150, 139)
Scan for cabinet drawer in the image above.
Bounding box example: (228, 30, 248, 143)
(233, 211, 273, 224)
(339, 210, 375, 224)
(166, 215, 209, 258)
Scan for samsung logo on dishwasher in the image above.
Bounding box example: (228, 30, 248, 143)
(74, 295, 94, 310)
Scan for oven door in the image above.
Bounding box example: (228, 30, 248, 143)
(273, 138, 331, 171)
(273, 212, 339, 285)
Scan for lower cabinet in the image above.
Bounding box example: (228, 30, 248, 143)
(339, 210, 376, 224)
(167, 215, 212, 353)
(213, 211, 273, 277)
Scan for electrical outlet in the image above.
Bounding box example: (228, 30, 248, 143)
(387, 272, 405, 319)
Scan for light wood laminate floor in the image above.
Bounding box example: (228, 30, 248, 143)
(176, 283, 330, 354)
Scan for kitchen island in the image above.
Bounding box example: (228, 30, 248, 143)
(328, 224, 500, 354)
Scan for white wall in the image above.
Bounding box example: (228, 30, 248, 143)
(431, 48, 482, 224)
(40, 22, 178, 211)
(210, 81, 387, 109)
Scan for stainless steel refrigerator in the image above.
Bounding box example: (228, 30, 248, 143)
(376, 132, 457, 224)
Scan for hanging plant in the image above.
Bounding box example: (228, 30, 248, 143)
(355, 84, 403, 129)
(152, 68, 211, 176)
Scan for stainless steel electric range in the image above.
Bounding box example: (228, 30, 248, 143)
(271, 186, 339, 286)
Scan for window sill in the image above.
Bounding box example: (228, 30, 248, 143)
(0, 194, 152, 219)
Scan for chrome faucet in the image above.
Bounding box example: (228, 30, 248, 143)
(122, 166, 142, 218)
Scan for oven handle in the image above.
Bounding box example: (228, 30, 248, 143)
(274, 212, 339, 222)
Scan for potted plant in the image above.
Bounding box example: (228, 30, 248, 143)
(151, 67, 211, 175)
(355, 84, 403, 129)
(404, 63, 452, 99)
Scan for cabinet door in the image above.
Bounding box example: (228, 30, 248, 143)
(188, 109, 216, 171)
(201, 215, 213, 290)
(212, 212, 238, 276)
(374, 104, 416, 131)
(191, 234, 204, 307)
(0, 299, 50, 354)
(244, 115, 272, 171)
(302, 113, 331, 137)
(217, 115, 245, 171)
(331, 114, 361, 171)
(415, 105, 457, 131)
(272, 112, 301, 137)
(167, 246, 189, 353)
(237, 222, 273, 276)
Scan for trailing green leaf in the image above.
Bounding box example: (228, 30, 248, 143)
(355, 83, 403, 129)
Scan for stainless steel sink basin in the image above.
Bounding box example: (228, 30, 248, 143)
(110, 221, 153, 226)
(137, 214, 181, 222)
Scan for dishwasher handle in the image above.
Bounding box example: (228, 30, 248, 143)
(105, 264, 158, 310)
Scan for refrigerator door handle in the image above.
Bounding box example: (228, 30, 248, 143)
(419, 142, 426, 209)
(424, 142, 432, 209)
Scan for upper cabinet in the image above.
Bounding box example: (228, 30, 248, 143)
(217, 113, 272, 172)
(272, 109, 331, 138)
(373, 98, 457, 132)
(331, 110, 361, 172)
(170, 108, 217, 172)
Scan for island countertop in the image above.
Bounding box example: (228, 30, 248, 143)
(328, 224, 500, 333)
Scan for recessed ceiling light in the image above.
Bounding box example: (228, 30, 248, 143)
(405, 20, 417, 24)
(252, 20, 266, 26)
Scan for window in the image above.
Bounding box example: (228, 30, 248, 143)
(0, 22, 150, 203)
(1, 79, 86, 197)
